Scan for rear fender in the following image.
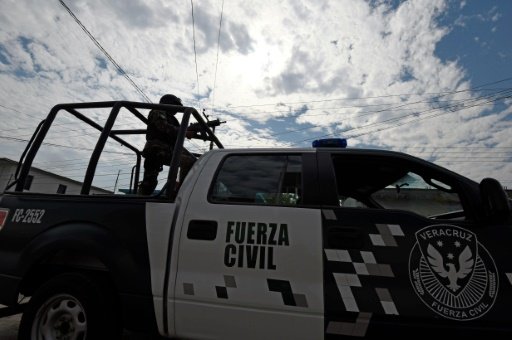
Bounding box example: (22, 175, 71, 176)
(18, 223, 141, 295)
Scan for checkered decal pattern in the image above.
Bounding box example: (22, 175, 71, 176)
(183, 282, 195, 296)
(215, 275, 238, 299)
(267, 279, 308, 307)
(183, 275, 238, 299)
(326, 312, 371, 337)
(375, 288, 398, 315)
(369, 224, 405, 247)
(322, 209, 405, 339)
(324, 249, 398, 314)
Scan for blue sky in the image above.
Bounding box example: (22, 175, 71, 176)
(436, 1, 511, 87)
(0, 0, 511, 191)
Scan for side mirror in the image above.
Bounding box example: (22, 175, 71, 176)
(480, 178, 511, 224)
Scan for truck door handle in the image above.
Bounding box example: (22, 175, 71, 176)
(328, 227, 364, 249)
(187, 220, 218, 241)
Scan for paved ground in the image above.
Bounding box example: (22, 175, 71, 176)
(0, 312, 19, 340)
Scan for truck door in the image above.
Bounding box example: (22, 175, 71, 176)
(318, 151, 512, 337)
(173, 152, 324, 340)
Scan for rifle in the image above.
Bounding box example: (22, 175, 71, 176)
(187, 118, 225, 141)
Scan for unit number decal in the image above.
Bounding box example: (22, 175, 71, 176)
(11, 209, 46, 224)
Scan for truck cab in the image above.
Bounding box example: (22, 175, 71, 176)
(0, 101, 510, 339)
(169, 146, 512, 338)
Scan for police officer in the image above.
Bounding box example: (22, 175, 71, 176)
(138, 94, 195, 195)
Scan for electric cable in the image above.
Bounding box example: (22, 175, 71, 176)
(190, 0, 201, 102)
(211, 0, 225, 112)
(58, 0, 151, 103)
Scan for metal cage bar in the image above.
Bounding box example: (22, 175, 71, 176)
(14, 101, 223, 197)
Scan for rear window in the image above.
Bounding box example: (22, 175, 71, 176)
(210, 154, 302, 206)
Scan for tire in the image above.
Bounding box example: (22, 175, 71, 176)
(18, 272, 121, 340)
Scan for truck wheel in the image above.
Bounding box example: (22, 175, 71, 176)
(18, 272, 121, 340)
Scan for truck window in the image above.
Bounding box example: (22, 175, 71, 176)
(371, 171, 463, 218)
(331, 155, 464, 219)
(210, 154, 302, 206)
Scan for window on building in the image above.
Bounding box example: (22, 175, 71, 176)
(57, 184, 67, 194)
(23, 175, 34, 191)
(210, 154, 302, 206)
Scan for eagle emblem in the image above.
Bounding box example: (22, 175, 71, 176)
(409, 225, 498, 321)
(427, 243, 474, 292)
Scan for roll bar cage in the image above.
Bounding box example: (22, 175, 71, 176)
(9, 101, 223, 199)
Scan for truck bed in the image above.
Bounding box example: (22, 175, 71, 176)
(0, 192, 159, 332)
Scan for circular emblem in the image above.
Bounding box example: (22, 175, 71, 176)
(409, 225, 498, 321)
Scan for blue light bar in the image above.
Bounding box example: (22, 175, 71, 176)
(312, 138, 347, 148)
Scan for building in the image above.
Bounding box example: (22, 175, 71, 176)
(0, 158, 112, 195)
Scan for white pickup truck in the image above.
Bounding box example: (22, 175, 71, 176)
(0, 101, 510, 339)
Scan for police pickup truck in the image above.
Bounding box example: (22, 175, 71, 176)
(0, 101, 510, 339)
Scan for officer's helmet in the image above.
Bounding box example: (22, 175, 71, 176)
(160, 94, 183, 106)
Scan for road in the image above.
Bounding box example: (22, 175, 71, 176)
(0, 311, 19, 340)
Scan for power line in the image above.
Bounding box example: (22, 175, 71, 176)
(218, 86, 509, 126)
(221, 96, 476, 125)
(402, 146, 512, 150)
(431, 160, 512, 163)
(58, 0, 151, 103)
(15, 140, 511, 174)
(10, 120, 140, 139)
(0, 103, 24, 115)
(190, 0, 200, 102)
(169, 85, 510, 143)
(241, 88, 511, 142)
(292, 88, 512, 144)
(0, 85, 505, 136)
(30, 155, 133, 167)
(348, 92, 512, 140)
(211, 0, 225, 112)
(0, 103, 45, 120)
(29, 158, 510, 179)
(0, 135, 133, 155)
(220, 76, 512, 109)
(32, 142, 509, 174)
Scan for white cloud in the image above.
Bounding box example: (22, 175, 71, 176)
(0, 0, 510, 186)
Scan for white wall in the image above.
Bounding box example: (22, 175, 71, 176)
(0, 161, 16, 193)
(1, 159, 110, 195)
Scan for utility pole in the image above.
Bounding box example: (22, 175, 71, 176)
(113, 170, 121, 193)
(210, 126, 216, 150)
(202, 108, 224, 150)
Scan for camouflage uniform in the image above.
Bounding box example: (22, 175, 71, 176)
(138, 108, 195, 195)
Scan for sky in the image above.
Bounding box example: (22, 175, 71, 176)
(0, 0, 511, 192)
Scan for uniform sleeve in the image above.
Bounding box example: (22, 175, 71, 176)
(148, 110, 179, 139)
